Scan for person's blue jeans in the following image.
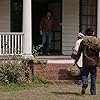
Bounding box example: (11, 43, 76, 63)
(81, 64, 96, 95)
(42, 31, 51, 53)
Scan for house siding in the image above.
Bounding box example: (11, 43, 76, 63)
(62, 0, 79, 55)
(0, 0, 10, 32)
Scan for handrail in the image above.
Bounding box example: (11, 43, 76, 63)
(0, 32, 24, 35)
(0, 32, 24, 55)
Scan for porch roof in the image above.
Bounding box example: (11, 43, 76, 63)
(33, 0, 61, 3)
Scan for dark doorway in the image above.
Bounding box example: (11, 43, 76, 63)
(32, 0, 62, 55)
(32, 1, 48, 46)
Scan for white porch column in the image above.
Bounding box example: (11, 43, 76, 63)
(23, 0, 33, 58)
(97, 0, 100, 37)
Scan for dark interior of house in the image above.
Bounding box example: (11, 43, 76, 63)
(32, 0, 62, 55)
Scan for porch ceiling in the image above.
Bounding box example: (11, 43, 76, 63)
(33, 0, 61, 3)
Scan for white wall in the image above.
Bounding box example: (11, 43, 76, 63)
(62, 0, 79, 55)
(0, 0, 10, 32)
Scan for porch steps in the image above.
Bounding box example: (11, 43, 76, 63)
(34, 56, 100, 80)
(0, 55, 100, 80)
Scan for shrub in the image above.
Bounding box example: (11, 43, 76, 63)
(0, 45, 47, 85)
(0, 56, 32, 85)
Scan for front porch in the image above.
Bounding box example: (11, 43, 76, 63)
(0, 0, 80, 56)
(0, 0, 99, 56)
(0, 0, 100, 80)
(33, 56, 100, 80)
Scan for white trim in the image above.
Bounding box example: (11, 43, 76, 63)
(0, 32, 24, 35)
(47, 59, 74, 64)
(97, 0, 100, 37)
(23, 0, 32, 56)
(37, 55, 71, 59)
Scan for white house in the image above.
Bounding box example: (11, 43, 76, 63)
(0, 0, 99, 57)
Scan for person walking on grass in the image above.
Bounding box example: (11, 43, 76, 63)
(75, 28, 99, 95)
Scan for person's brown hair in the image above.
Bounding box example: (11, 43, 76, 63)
(47, 10, 53, 16)
(85, 28, 93, 36)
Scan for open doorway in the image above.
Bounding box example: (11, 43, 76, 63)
(32, 0, 62, 55)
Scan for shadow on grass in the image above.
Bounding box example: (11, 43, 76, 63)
(51, 91, 87, 96)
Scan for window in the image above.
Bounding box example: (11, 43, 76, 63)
(80, 0, 97, 33)
(11, 0, 23, 32)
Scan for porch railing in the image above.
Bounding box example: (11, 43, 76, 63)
(0, 32, 24, 55)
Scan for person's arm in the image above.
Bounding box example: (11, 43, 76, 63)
(52, 17, 62, 28)
(74, 40, 80, 52)
(40, 18, 44, 35)
(75, 41, 83, 64)
(40, 18, 44, 30)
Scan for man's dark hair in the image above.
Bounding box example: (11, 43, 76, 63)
(85, 28, 93, 36)
(47, 10, 53, 14)
(47, 10, 53, 17)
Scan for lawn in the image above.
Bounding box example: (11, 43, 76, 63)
(0, 80, 100, 100)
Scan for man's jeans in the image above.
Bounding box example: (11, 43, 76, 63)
(42, 32, 51, 53)
(81, 64, 96, 95)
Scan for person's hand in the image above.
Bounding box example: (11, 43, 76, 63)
(73, 63, 76, 66)
(59, 22, 62, 26)
(74, 61, 77, 66)
(40, 30, 43, 35)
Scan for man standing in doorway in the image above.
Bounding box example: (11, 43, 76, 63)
(40, 10, 55, 55)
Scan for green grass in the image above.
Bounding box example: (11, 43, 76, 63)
(0, 75, 52, 92)
(96, 80, 100, 84)
(32, 75, 52, 84)
(0, 83, 32, 92)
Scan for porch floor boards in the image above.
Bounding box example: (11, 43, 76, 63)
(0, 55, 71, 60)
(36, 55, 71, 60)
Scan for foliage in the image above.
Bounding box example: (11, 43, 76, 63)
(32, 75, 52, 84)
(32, 44, 43, 57)
(32, 44, 47, 68)
(0, 76, 52, 92)
(0, 44, 47, 85)
(0, 56, 31, 85)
